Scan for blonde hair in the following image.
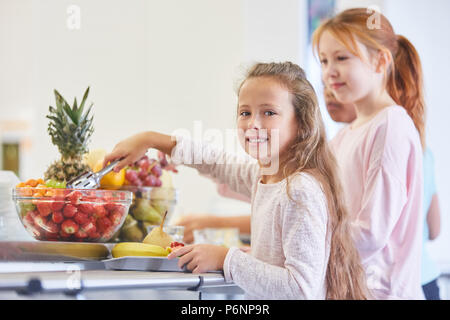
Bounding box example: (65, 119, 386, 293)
(312, 8, 426, 148)
(238, 62, 370, 300)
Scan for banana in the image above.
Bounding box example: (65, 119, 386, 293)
(111, 242, 169, 258)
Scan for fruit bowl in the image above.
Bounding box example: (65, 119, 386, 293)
(12, 187, 132, 242)
(115, 186, 178, 242)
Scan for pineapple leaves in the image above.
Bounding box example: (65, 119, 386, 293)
(53, 87, 91, 125)
(78, 86, 90, 115)
(47, 87, 94, 158)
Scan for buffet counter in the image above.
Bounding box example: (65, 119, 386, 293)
(0, 242, 244, 300)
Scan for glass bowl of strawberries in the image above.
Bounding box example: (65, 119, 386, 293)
(12, 187, 132, 242)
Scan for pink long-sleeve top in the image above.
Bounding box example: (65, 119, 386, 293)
(330, 106, 424, 300)
(171, 137, 331, 299)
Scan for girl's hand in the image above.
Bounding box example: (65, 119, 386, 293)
(103, 132, 152, 172)
(104, 131, 177, 172)
(167, 244, 229, 274)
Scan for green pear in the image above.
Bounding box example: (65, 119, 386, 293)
(131, 199, 162, 224)
(120, 215, 144, 242)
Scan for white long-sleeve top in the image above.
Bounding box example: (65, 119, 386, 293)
(171, 137, 331, 299)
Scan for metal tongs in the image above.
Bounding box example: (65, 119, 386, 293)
(67, 158, 123, 189)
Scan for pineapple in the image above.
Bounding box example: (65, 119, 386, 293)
(44, 87, 94, 183)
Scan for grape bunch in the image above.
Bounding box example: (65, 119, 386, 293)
(124, 155, 163, 187)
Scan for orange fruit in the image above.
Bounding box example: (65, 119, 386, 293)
(26, 179, 38, 187)
(93, 160, 125, 190)
(33, 190, 45, 197)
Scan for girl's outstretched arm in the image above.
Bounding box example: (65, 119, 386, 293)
(104, 131, 176, 172)
(105, 133, 259, 198)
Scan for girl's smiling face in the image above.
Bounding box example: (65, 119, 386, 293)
(319, 30, 379, 105)
(237, 76, 298, 166)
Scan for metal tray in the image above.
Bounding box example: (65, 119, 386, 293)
(103, 256, 186, 272)
(102, 256, 223, 274)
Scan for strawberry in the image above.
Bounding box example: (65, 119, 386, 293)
(104, 203, 118, 212)
(88, 231, 101, 240)
(96, 216, 112, 233)
(30, 227, 44, 240)
(59, 229, 72, 240)
(101, 227, 116, 241)
(109, 210, 123, 226)
(24, 210, 37, 226)
(78, 203, 94, 214)
(93, 204, 107, 218)
(51, 211, 64, 224)
(63, 204, 77, 218)
(74, 229, 88, 239)
(170, 241, 185, 248)
(112, 205, 126, 216)
(61, 219, 79, 234)
(89, 216, 97, 225)
(81, 221, 96, 234)
(74, 211, 89, 225)
(51, 201, 65, 212)
(33, 214, 47, 230)
(45, 220, 59, 234)
(36, 202, 52, 217)
(66, 190, 83, 204)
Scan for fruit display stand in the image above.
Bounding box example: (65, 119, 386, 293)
(0, 241, 244, 300)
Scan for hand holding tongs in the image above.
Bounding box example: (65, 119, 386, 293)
(67, 158, 124, 189)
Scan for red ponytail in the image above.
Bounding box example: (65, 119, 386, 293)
(388, 35, 426, 148)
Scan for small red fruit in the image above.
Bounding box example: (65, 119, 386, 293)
(51, 201, 65, 212)
(60, 229, 72, 239)
(170, 241, 185, 248)
(88, 231, 101, 240)
(66, 190, 83, 204)
(33, 214, 47, 229)
(45, 220, 59, 234)
(78, 203, 94, 214)
(36, 202, 52, 217)
(110, 211, 123, 226)
(74, 229, 88, 239)
(45, 232, 59, 241)
(96, 216, 112, 233)
(101, 227, 116, 240)
(93, 204, 107, 218)
(104, 203, 117, 212)
(24, 210, 37, 226)
(61, 219, 79, 234)
(138, 168, 148, 180)
(81, 221, 96, 234)
(51, 211, 64, 224)
(63, 204, 77, 218)
(74, 211, 89, 225)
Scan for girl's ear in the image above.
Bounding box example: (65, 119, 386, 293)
(374, 49, 393, 74)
